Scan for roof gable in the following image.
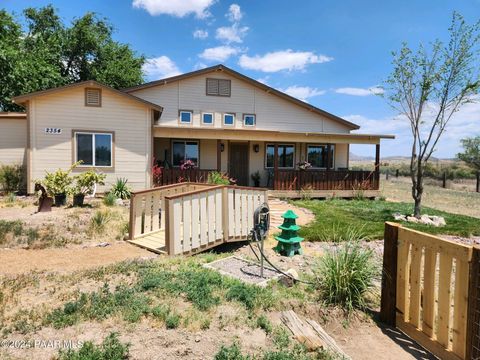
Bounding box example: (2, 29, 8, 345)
(123, 64, 359, 130)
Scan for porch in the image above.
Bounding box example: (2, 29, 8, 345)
(152, 126, 390, 197)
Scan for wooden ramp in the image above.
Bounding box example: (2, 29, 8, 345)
(127, 231, 167, 254)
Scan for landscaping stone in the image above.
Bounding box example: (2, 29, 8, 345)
(392, 213, 446, 227)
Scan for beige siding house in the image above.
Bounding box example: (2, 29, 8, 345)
(5, 64, 393, 196)
(0, 112, 27, 167)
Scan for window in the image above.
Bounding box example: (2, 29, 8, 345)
(179, 110, 192, 124)
(206, 78, 231, 96)
(202, 112, 213, 125)
(172, 140, 199, 167)
(265, 144, 295, 168)
(85, 88, 101, 107)
(307, 144, 335, 169)
(223, 113, 235, 126)
(75, 132, 112, 167)
(243, 114, 256, 127)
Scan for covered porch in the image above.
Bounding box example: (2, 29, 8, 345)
(152, 126, 393, 197)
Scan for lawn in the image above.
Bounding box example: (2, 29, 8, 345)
(295, 198, 480, 241)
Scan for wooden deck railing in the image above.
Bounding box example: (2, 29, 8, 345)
(381, 222, 480, 360)
(156, 168, 217, 186)
(274, 169, 378, 191)
(129, 183, 268, 256)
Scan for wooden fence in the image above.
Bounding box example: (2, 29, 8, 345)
(274, 169, 378, 191)
(129, 184, 268, 256)
(380, 222, 480, 360)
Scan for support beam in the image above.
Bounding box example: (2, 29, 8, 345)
(274, 143, 279, 190)
(326, 144, 332, 171)
(375, 143, 380, 189)
(217, 139, 222, 172)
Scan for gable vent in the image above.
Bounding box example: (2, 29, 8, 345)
(85, 88, 102, 107)
(206, 78, 231, 97)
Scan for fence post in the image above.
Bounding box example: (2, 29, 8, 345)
(380, 222, 401, 326)
(396, 169, 399, 178)
(466, 246, 480, 360)
(442, 172, 447, 188)
(476, 171, 479, 193)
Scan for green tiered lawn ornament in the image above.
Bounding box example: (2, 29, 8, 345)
(274, 210, 304, 257)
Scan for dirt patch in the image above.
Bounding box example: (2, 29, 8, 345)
(0, 242, 155, 275)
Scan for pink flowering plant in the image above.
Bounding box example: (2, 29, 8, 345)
(180, 160, 196, 170)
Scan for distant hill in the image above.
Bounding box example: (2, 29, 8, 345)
(349, 153, 448, 163)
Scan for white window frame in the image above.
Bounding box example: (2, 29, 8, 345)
(75, 131, 113, 168)
(306, 144, 335, 170)
(265, 143, 295, 169)
(179, 110, 193, 124)
(223, 113, 235, 126)
(243, 114, 256, 127)
(201, 112, 214, 125)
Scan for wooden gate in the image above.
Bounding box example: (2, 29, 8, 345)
(380, 222, 480, 360)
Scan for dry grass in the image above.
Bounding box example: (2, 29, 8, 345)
(381, 177, 480, 219)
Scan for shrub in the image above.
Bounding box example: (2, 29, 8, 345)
(103, 192, 117, 206)
(42, 163, 79, 196)
(214, 342, 249, 360)
(225, 283, 271, 310)
(58, 332, 129, 360)
(109, 178, 131, 200)
(0, 164, 24, 192)
(315, 242, 377, 311)
(256, 314, 273, 334)
(4, 192, 16, 203)
(89, 210, 113, 234)
(0, 220, 24, 244)
(73, 170, 106, 195)
(165, 312, 181, 329)
(208, 171, 230, 185)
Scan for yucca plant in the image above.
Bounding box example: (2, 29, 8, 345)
(89, 210, 113, 234)
(315, 241, 378, 312)
(103, 192, 117, 207)
(109, 178, 131, 200)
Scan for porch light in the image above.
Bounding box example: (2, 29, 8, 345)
(220, 143, 225, 152)
(253, 144, 260, 153)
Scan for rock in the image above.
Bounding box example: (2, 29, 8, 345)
(406, 216, 419, 223)
(279, 268, 299, 287)
(195, 337, 201, 343)
(393, 213, 407, 221)
(96, 242, 110, 247)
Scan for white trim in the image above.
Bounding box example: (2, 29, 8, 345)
(265, 143, 295, 169)
(74, 131, 113, 168)
(223, 113, 235, 126)
(179, 110, 193, 124)
(201, 112, 214, 126)
(243, 114, 256, 127)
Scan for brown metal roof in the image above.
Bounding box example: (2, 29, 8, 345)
(123, 64, 360, 130)
(12, 80, 163, 112)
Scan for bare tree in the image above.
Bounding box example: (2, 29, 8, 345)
(384, 12, 480, 217)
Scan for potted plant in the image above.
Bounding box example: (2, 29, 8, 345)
(42, 163, 79, 206)
(73, 170, 106, 206)
(251, 171, 261, 187)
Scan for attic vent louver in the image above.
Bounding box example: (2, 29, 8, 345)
(85, 88, 101, 107)
(206, 78, 231, 97)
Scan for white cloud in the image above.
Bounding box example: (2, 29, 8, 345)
(142, 56, 181, 80)
(335, 86, 384, 96)
(239, 50, 333, 72)
(227, 4, 242, 22)
(193, 29, 208, 39)
(216, 24, 248, 43)
(132, 0, 216, 18)
(281, 86, 326, 102)
(199, 46, 239, 61)
(256, 76, 270, 85)
(348, 96, 480, 157)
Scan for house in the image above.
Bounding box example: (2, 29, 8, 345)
(4, 64, 393, 196)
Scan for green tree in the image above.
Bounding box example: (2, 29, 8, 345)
(457, 136, 480, 170)
(0, 5, 145, 111)
(384, 12, 480, 217)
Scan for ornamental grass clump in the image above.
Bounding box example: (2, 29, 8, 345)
(315, 241, 377, 312)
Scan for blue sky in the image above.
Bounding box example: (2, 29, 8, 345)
(3, 0, 480, 158)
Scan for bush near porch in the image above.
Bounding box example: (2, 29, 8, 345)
(295, 199, 480, 241)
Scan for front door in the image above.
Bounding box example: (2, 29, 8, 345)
(229, 142, 249, 186)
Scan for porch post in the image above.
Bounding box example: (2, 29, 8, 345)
(216, 139, 222, 172)
(375, 143, 381, 189)
(274, 143, 279, 190)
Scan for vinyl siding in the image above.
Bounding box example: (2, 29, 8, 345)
(28, 86, 152, 193)
(0, 118, 27, 166)
(130, 72, 351, 134)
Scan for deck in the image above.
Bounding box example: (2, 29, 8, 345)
(127, 231, 167, 254)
